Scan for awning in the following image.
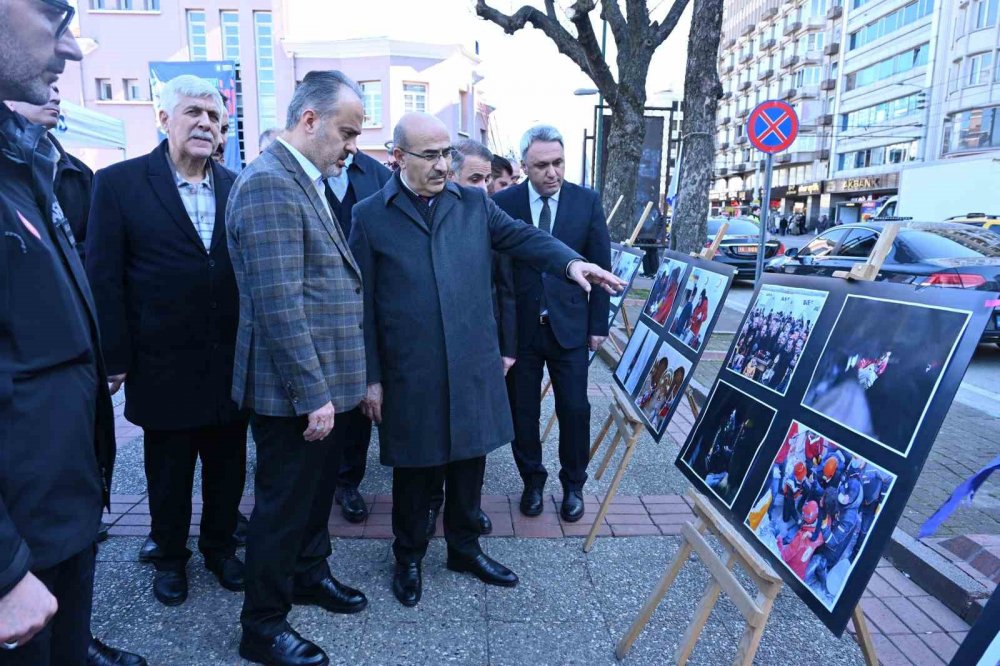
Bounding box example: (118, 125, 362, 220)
(50, 101, 126, 152)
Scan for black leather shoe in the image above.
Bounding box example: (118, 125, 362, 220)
(87, 637, 148, 666)
(447, 552, 518, 587)
(426, 505, 440, 539)
(239, 628, 329, 666)
(519, 487, 544, 517)
(205, 554, 245, 592)
(478, 509, 493, 535)
(293, 575, 367, 614)
(152, 570, 187, 606)
(234, 511, 249, 547)
(335, 487, 369, 524)
(392, 561, 422, 607)
(560, 490, 585, 523)
(138, 536, 163, 563)
(97, 522, 111, 544)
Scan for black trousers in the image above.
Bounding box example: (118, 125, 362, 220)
(0, 544, 95, 666)
(242, 413, 343, 638)
(393, 456, 484, 564)
(334, 407, 373, 490)
(510, 323, 590, 492)
(641, 246, 660, 276)
(143, 420, 248, 571)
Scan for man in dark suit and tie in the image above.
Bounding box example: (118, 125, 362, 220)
(325, 149, 391, 525)
(227, 70, 369, 666)
(492, 125, 612, 523)
(86, 75, 248, 608)
(349, 113, 625, 609)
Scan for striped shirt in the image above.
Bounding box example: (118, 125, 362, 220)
(168, 153, 215, 250)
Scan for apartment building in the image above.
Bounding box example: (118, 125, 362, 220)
(59, 0, 489, 169)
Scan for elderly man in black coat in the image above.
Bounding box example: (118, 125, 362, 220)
(349, 113, 625, 607)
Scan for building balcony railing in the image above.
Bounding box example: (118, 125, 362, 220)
(781, 55, 800, 68)
(758, 68, 775, 81)
(824, 42, 840, 56)
(716, 167, 729, 177)
(736, 107, 750, 118)
(783, 21, 802, 36)
(782, 87, 797, 100)
(819, 78, 836, 91)
(734, 162, 749, 172)
(725, 37, 737, 49)
(827, 5, 843, 19)
(736, 135, 749, 146)
(763, 6, 778, 19)
(721, 63, 734, 74)
(739, 80, 753, 91)
(816, 113, 834, 126)
(719, 141, 731, 150)
(760, 38, 777, 50)
(742, 23, 755, 37)
(739, 52, 754, 64)
(795, 85, 820, 99)
(719, 116, 731, 125)
(721, 91, 733, 100)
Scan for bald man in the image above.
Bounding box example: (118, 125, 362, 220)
(349, 113, 625, 607)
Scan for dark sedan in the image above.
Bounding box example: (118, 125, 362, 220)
(766, 221, 1000, 345)
(706, 217, 785, 280)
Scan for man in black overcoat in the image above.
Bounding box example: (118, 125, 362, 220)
(349, 113, 625, 607)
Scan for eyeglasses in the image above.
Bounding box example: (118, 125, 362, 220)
(399, 147, 454, 163)
(39, 0, 76, 39)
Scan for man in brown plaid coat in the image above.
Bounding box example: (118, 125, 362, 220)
(226, 71, 373, 666)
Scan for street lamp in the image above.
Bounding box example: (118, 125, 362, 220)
(573, 88, 600, 96)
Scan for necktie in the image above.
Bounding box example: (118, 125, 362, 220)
(539, 196, 552, 234)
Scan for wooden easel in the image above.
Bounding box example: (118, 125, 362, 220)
(612, 225, 901, 666)
(581, 224, 729, 552)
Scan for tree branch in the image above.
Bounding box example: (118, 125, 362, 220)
(565, 1, 620, 105)
(652, 0, 691, 47)
(599, 0, 629, 53)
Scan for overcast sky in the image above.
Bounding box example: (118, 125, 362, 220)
(290, 0, 692, 183)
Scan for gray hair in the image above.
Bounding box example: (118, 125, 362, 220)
(258, 127, 279, 150)
(451, 139, 493, 175)
(285, 70, 362, 130)
(520, 124, 563, 160)
(157, 74, 223, 120)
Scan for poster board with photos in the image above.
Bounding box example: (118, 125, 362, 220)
(675, 272, 995, 634)
(590, 243, 645, 364)
(613, 250, 735, 442)
(949, 586, 1000, 665)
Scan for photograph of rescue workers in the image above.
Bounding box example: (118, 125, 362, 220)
(745, 421, 897, 610)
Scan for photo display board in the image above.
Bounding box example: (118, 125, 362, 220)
(613, 250, 735, 442)
(675, 273, 996, 634)
(592, 243, 645, 364)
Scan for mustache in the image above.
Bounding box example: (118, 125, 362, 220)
(190, 131, 214, 141)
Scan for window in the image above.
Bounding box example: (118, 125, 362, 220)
(809, 0, 827, 18)
(838, 229, 879, 257)
(837, 141, 918, 169)
(221, 11, 240, 62)
(806, 32, 825, 53)
(96, 78, 112, 100)
(942, 106, 1000, 155)
(844, 44, 929, 91)
(795, 66, 821, 87)
(360, 81, 382, 128)
(848, 0, 934, 51)
(966, 52, 993, 86)
(799, 229, 848, 257)
(459, 90, 470, 133)
(949, 60, 961, 94)
(403, 83, 427, 114)
(254, 12, 277, 132)
(187, 10, 207, 61)
(123, 78, 142, 101)
(971, 0, 999, 30)
(841, 92, 924, 130)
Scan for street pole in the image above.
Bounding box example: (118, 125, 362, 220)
(593, 19, 608, 191)
(755, 153, 774, 283)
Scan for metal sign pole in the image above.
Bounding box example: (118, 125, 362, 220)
(755, 153, 774, 283)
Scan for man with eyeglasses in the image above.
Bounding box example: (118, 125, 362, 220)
(0, 0, 120, 662)
(349, 112, 626, 608)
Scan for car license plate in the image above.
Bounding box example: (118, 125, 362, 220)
(736, 245, 758, 254)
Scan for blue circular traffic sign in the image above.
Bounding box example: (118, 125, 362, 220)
(747, 100, 799, 154)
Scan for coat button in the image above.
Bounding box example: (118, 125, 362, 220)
(208, 259, 216, 268)
(355, 287, 361, 294)
(211, 301, 218, 309)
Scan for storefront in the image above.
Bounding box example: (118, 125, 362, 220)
(827, 172, 899, 225)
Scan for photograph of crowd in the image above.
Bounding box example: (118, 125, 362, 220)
(633, 340, 693, 436)
(643, 258, 690, 327)
(615, 321, 659, 396)
(802, 296, 970, 457)
(679, 381, 776, 507)
(669, 267, 729, 352)
(745, 421, 896, 610)
(609, 246, 643, 312)
(727, 286, 829, 396)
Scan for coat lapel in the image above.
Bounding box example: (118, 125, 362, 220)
(430, 184, 460, 233)
(553, 184, 572, 243)
(383, 175, 429, 234)
(147, 142, 209, 252)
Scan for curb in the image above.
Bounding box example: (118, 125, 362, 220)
(884, 528, 993, 625)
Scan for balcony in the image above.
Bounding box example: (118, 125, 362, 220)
(824, 42, 840, 56)
(781, 55, 800, 68)
(724, 37, 737, 49)
(739, 52, 753, 64)
(816, 113, 834, 126)
(760, 38, 776, 50)
(734, 163, 749, 172)
(721, 63, 734, 74)
(776, 154, 792, 164)
(758, 68, 775, 81)
(763, 7, 778, 19)
(736, 106, 750, 118)
(782, 87, 797, 99)
(736, 136, 749, 146)
(783, 21, 802, 36)
(796, 85, 820, 99)
(739, 80, 753, 91)
(819, 148, 830, 160)
(719, 116, 731, 126)
(721, 91, 733, 100)
(741, 23, 755, 37)
(820, 78, 836, 91)
(827, 5, 843, 19)
(719, 141, 730, 150)
(716, 167, 729, 177)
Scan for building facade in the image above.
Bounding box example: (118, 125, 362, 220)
(715, 0, 1000, 225)
(60, 0, 489, 169)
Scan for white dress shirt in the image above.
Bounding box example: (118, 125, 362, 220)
(528, 181, 560, 233)
(277, 137, 332, 219)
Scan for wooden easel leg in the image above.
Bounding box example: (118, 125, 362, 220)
(675, 551, 736, 665)
(589, 412, 615, 461)
(620, 304, 634, 338)
(852, 604, 879, 666)
(541, 411, 558, 443)
(583, 428, 641, 553)
(731, 583, 779, 666)
(595, 431, 623, 480)
(540, 378, 551, 400)
(615, 524, 703, 659)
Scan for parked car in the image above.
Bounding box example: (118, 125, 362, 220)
(705, 217, 784, 281)
(765, 221, 1000, 345)
(944, 213, 1000, 235)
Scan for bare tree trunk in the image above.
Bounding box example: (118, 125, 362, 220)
(671, 0, 724, 255)
(602, 98, 646, 242)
